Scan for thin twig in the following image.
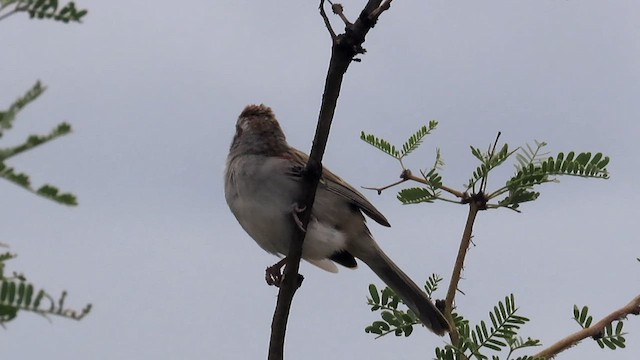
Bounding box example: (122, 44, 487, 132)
(403, 170, 467, 199)
(533, 294, 640, 359)
(328, 0, 351, 26)
(319, 0, 336, 40)
(0, 8, 19, 22)
(362, 168, 466, 199)
(361, 178, 408, 195)
(268, 2, 387, 360)
(0, 0, 29, 22)
(480, 131, 501, 192)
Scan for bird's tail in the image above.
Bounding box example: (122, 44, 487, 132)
(357, 242, 450, 335)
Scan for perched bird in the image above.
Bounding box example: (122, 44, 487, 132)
(224, 104, 450, 335)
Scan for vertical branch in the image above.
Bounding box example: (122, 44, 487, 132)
(267, 43, 351, 360)
(268, 1, 389, 359)
(445, 201, 479, 347)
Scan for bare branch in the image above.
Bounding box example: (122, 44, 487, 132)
(268, 1, 389, 359)
(0, 8, 19, 22)
(369, 0, 393, 22)
(319, 0, 336, 40)
(480, 131, 502, 192)
(445, 201, 480, 347)
(402, 169, 467, 199)
(328, 1, 351, 27)
(534, 294, 640, 359)
(361, 177, 408, 195)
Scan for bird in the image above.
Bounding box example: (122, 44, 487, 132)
(224, 104, 450, 335)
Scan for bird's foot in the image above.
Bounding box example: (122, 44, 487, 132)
(265, 258, 304, 288)
(290, 203, 307, 232)
(265, 258, 287, 286)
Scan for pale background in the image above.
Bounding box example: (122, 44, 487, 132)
(2, 1, 639, 359)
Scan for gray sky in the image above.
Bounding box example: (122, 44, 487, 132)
(2, 1, 639, 359)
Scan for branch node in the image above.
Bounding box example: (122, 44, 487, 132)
(368, 0, 393, 23)
(330, 1, 351, 26)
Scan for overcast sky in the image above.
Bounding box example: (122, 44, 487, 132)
(2, 1, 639, 359)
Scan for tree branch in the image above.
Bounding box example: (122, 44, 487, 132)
(445, 201, 480, 347)
(268, 1, 387, 359)
(0, 0, 30, 23)
(368, 0, 392, 22)
(403, 169, 466, 199)
(533, 294, 640, 359)
(319, 0, 336, 40)
(328, 1, 351, 27)
(362, 169, 467, 199)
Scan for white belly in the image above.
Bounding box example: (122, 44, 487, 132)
(225, 155, 347, 262)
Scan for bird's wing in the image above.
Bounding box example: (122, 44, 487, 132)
(285, 148, 390, 227)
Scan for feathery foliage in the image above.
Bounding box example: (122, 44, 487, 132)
(1, 2, 88, 328)
(0, 81, 45, 137)
(423, 273, 443, 298)
(435, 295, 542, 360)
(362, 124, 610, 211)
(362, 122, 446, 204)
(0, 279, 91, 324)
(0, 254, 91, 325)
(465, 140, 610, 210)
(397, 187, 437, 204)
(361, 121, 625, 359)
(365, 275, 443, 338)
(396, 148, 445, 204)
(573, 305, 626, 350)
(0, 0, 87, 23)
(0, 82, 77, 205)
(361, 120, 438, 161)
(366, 289, 544, 359)
(365, 285, 416, 337)
(466, 143, 518, 191)
(495, 147, 609, 210)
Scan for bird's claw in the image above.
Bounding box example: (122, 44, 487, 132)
(265, 258, 304, 288)
(291, 203, 307, 232)
(265, 258, 287, 287)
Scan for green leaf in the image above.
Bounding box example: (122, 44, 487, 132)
(397, 187, 437, 204)
(403, 324, 413, 336)
(399, 121, 438, 157)
(610, 337, 626, 348)
(361, 123, 438, 161)
(0, 81, 46, 137)
(0, 122, 73, 161)
(579, 306, 588, 324)
(381, 311, 397, 325)
(360, 132, 400, 158)
(0, 162, 78, 205)
(423, 273, 442, 297)
(368, 284, 379, 305)
(17, 0, 88, 23)
(466, 142, 518, 190)
(364, 320, 389, 335)
(36, 185, 77, 205)
(464, 294, 532, 355)
(0, 279, 91, 325)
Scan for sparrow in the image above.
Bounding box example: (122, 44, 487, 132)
(224, 104, 450, 335)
